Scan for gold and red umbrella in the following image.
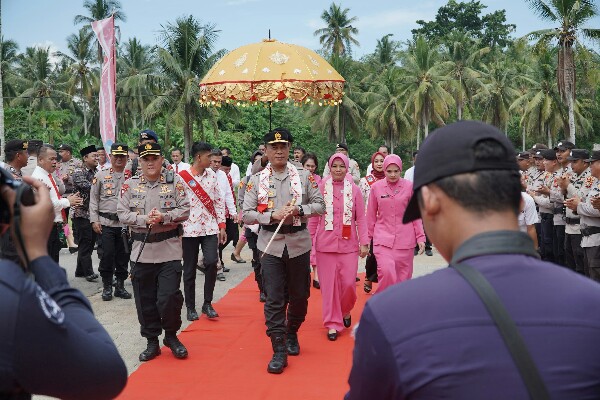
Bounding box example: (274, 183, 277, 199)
(199, 38, 345, 121)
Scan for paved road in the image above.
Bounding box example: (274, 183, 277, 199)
(34, 244, 447, 399)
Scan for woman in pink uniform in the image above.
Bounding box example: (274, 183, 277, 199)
(303, 153, 322, 289)
(367, 154, 425, 293)
(315, 153, 369, 341)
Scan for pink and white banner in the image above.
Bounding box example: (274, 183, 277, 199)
(91, 16, 116, 151)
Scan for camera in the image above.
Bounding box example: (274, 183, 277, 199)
(0, 167, 35, 226)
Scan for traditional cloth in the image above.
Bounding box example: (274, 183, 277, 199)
(322, 154, 353, 239)
(258, 162, 302, 226)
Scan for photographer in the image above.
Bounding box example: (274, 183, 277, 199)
(0, 171, 127, 399)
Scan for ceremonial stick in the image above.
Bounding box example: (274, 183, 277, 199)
(261, 198, 297, 258)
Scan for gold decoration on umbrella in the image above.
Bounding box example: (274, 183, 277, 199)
(199, 38, 345, 107)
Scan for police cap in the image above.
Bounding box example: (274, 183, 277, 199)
(263, 128, 293, 145)
(138, 142, 162, 158)
(110, 143, 128, 156)
(566, 149, 590, 161)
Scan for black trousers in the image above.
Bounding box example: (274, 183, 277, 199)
(565, 233, 585, 275)
(584, 246, 600, 282)
(365, 240, 378, 283)
(535, 223, 542, 252)
(73, 217, 96, 277)
(245, 229, 263, 292)
(98, 226, 129, 283)
(261, 247, 311, 337)
(218, 218, 239, 264)
(182, 235, 219, 308)
(131, 260, 184, 338)
(539, 213, 554, 262)
(553, 223, 566, 266)
(47, 224, 62, 263)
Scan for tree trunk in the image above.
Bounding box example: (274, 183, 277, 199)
(522, 125, 526, 151)
(417, 125, 421, 149)
(184, 104, 191, 161)
(547, 125, 552, 148)
(457, 101, 462, 121)
(340, 107, 346, 144)
(567, 94, 576, 144)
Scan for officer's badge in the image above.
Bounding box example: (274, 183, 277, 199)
(36, 285, 64, 325)
(106, 190, 112, 195)
(145, 143, 152, 150)
(239, 181, 245, 189)
(585, 176, 595, 188)
(275, 132, 282, 141)
(247, 182, 253, 190)
(121, 183, 129, 197)
(160, 176, 165, 183)
(176, 182, 185, 196)
(105, 175, 112, 179)
(268, 200, 274, 209)
(92, 177, 97, 184)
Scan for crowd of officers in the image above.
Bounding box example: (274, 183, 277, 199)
(520, 140, 600, 281)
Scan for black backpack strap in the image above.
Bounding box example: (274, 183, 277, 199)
(452, 262, 550, 400)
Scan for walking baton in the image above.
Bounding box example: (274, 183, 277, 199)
(261, 198, 296, 259)
(129, 225, 152, 280)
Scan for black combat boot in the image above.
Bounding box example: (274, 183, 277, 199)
(139, 337, 161, 362)
(163, 332, 188, 359)
(267, 335, 288, 374)
(114, 279, 132, 299)
(286, 321, 301, 356)
(101, 283, 113, 301)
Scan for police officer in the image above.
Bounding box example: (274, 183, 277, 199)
(128, 129, 170, 176)
(57, 143, 82, 195)
(0, 173, 127, 399)
(90, 143, 133, 301)
(118, 142, 191, 361)
(557, 149, 591, 275)
(530, 150, 557, 262)
(72, 145, 100, 281)
(243, 128, 325, 374)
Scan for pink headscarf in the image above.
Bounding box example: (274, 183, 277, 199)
(383, 154, 402, 184)
(325, 153, 353, 183)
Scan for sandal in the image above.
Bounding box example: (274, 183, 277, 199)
(363, 281, 372, 294)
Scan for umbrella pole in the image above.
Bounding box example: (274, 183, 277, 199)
(269, 101, 272, 130)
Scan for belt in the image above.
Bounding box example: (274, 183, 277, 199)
(565, 217, 581, 225)
(131, 226, 182, 243)
(261, 223, 306, 234)
(581, 226, 600, 237)
(553, 205, 566, 214)
(99, 211, 119, 221)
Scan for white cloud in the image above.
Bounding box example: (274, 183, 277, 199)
(32, 40, 62, 65)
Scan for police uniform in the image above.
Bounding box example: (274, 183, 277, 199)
(57, 144, 82, 196)
(117, 142, 191, 361)
(71, 145, 99, 281)
(577, 151, 600, 281)
(90, 143, 132, 301)
(238, 174, 264, 300)
(530, 150, 557, 262)
(242, 128, 325, 374)
(0, 256, 127, 399)
(559, 150, 592, 275)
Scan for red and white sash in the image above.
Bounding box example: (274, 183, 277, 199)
(179, 169, 218, 220)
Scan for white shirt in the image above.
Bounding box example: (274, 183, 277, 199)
(97, 161, 112, 172)
(230, 162, 241, 187)
(245, 162, 253, 177)
(404, 166, 415, 182)
(215, 169, 237, 217)
(31, 166, 71, 222)
(181, 168, 226, 237)
(366, 164, 373, 175)
(172, 161, 191, 174)
(519, 192, 539, 232)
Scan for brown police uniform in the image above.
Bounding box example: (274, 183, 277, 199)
(117, 143, 190, 343)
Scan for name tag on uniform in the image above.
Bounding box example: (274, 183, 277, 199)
(381, 195, 390, 198)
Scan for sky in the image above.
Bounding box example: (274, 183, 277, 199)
(4, 0, 600, 60)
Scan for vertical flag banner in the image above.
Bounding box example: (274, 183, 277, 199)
(91, 16, 116, 151)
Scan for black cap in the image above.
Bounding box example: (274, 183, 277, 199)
(28, 140, 43, 150)
(336, 143, 349, 152)
(540, 149, 557, 160)
(139, 129, 158, 142)
(530, 143, 548, 152)
(80, 145, 97, 157)
(110, 143, 128, 156)
(554, 140, 575, 151)
(566, 149, 590, 161)
(585, 151, 600, 163)
(57, 143, 72, 152)
(517, 151, 530, 160)
(263, 128, 293, 144)
(402, 121, 519, 224)
(138, 142, 162, 157)
(532, 150, 544, 159)
(5, 139, 28, 154)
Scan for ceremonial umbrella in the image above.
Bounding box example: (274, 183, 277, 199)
(199, 37, 345, 129)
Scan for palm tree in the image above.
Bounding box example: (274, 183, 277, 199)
(439, 32, 489, 120)
(11, 47, 73, 143)
(525, 0, 600, 144)
(362, 67, 412, 153)
(400, 36, 454, 141)
(74, 0, 126, 62)
(56, 28, 98, 137)
(473, 59, 522, 132)
(314, 2, 359, 57)
(145, 16, 225, 157)
(117, 38, 157, 132)
(373, 34, 400, 68)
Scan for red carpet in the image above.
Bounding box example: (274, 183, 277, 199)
(118, 273, 369, 400)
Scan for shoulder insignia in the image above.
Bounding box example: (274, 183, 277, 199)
(239, 181, 245, 189)
(92, 177, 97, 184)
(121, 183, 129, 197)
(36, 285, 64, 325)
(160, 175, 165, 183)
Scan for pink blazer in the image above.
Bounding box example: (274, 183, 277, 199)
(307, 174, 322, 237)
(367, 178, 425, 249)
(315, 180, 368, 253)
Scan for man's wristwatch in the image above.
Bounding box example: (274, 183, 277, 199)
(297, 205, 305, 217)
